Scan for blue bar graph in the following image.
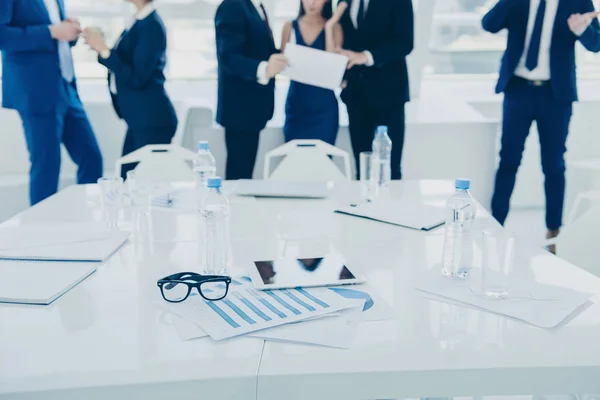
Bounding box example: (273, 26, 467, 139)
(234, 292, 272, 321)
(223, 299, 256, 325)
(206, 301, 241, 328)
(246, 289, 287, 318)
(282, 290, 316, 311)
(296, 288, 330, 308)
(265, 291, 301, 315)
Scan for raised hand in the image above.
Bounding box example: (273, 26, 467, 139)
(568, 11, 600, 35)
(82, 27, 109, 53)
(326, 1, 348, 28)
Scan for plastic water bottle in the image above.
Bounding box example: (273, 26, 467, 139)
(201, 177, 231, 275)
(442, 178, 477, 279)
(371, 126, 392, 198)
(193, 141, 216, 206)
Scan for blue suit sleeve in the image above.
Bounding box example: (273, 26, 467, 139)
(99, 22, 165, 90)
(367, 0, 414, 67)
(215, 0, 264, 82)
(482, 0, 515, 33)
(0, 0, 55, 52)
(578, 0, 600, 53)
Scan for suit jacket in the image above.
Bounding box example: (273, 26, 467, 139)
(0, 0, 75, 114)
(99, 11, 177, 130)
(215, 0, 277, 132)
(482, 0, 600, 102)
(340, 0, 414, 109)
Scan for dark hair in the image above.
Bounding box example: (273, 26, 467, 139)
(298, 0, 333, 19)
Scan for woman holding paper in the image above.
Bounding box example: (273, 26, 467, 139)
(281, 0, 347, 145)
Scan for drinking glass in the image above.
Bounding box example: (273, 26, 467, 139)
(98, 177, 123, 229)
(481, 229, 516, 299)
(359, 151, 372, 200)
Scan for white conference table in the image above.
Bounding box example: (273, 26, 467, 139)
(1, 181, 600, 400)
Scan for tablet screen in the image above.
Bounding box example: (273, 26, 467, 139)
(253, 253, 356, 287)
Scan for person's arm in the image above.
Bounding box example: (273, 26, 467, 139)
(0, 0, 55, 52)
(365, 0, 413, 67)
(280, 21, 292, 54)
(482, 0, 515, 34)
(325, 2, 347, 52)
(574, 1, 600, 53)
(98, 22, 166, 90)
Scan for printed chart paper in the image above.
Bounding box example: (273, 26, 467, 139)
(180, 286, 358, 341)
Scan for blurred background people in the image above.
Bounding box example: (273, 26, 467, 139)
(0, 0, 103, 205)
(281, 0, 347, 145)
(339, 0, 414, 180)
(483, 0, 600, 248)
(215, 0, 287, 180)
(83, 0, 177, 180)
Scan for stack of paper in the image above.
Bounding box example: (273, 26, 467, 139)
(414, 270, 592, 328)
(162, 279, 394, 349)
(335, 202, 446, 231)
(0, 223, 129, 262)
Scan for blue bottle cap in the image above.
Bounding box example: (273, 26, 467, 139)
(376, 126, 388, 135)
(207, 177, 222, 189)
(198, 141, 209, 151)
(455, 178, 470, 190)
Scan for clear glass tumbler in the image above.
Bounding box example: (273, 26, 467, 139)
(98, 177, 123, 229)
(359, 151, 372, 200)
(481, 229, 516, 299)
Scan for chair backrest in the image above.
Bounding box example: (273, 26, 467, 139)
(556, 205, 600, 278)
(114, 144, 196, 182)
(264, 140, 352, 182)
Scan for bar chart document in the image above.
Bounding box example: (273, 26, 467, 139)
(181, 286, 359, 341)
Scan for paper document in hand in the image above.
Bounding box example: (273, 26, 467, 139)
(176, 286, 358, 341)
(282, 43, 348, 90)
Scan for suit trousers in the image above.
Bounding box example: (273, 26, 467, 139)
(120, 125, 177, 180)
(492, 77, 572, 230)
(346, 102, 406, 180)
(224, 128, 261, 180)
(19, 80, 103, 205)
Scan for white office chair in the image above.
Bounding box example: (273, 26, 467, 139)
(114, 144, 196, 182)
(547, 205, 600, 278)
(263, 140, 352, 182)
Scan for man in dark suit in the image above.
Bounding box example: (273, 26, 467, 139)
(339, 0, 414, 180)
(215, 0, 287, 180)
(0, 0, 103, 205)
(483, 0, 600, 245)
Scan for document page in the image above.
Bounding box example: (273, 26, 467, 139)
(282, 43, 348, 90)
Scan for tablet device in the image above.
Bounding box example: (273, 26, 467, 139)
(247, 253, 365, 290)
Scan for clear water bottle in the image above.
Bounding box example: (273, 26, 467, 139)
(193, 141, 216, 206)
(371, 126, 392, 198)
(442, 178, 477, 279)
(201, 177, 231, 275)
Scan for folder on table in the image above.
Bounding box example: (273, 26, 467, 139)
(233, 180, 330, 199)
(0, 224, 130, 262)
(335, 202, 446, 231)
(0, 260, 97, 305)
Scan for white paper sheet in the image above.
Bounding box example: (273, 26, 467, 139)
(414, 270, 593, 328)
(172, 285, 358, 341)
(282, 43, 348, 90)
(0, 224, 129, 262)
(233, 180, 330, 199)
(335, 202, 446, 231)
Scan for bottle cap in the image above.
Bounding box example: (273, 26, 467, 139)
(455, 178, 470, 190)
(376, 126, 388, 135)
(207, 177, 222, 189)
(198, 141, 209, 151)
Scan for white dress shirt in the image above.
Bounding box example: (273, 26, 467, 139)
(43, 0, 75, 82)
(109, 3, 156, 94)
(349, 0, 374, 67)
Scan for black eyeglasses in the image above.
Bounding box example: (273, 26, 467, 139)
(157, 272, 232, 303)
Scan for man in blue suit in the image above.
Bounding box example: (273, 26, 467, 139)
(215, 0, 287, 180)
(0, 0, 103, 205)
(483, 0, 600, 246)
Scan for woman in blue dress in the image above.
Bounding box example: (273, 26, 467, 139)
(281, 0, 347, 145)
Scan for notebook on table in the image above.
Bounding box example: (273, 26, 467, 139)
(0, 260, 97, 305)
(0, 224, 130, 262)
(335, 202, 446, 231)
(233, 180, 330, 199)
